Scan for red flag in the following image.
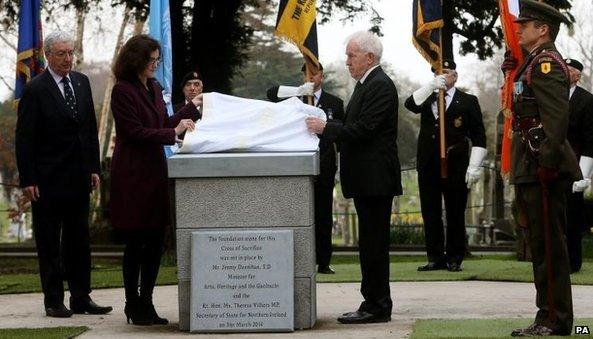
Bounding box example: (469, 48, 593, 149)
(498, 0, 524, 178)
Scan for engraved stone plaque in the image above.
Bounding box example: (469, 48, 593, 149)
(190, 230, 294, 332)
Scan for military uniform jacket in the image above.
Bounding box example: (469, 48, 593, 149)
(510, 41, 581, 184)
(567, 86, 593, 159)
(404, 89, 486, 174)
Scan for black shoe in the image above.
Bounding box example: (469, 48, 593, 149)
(337, 310, 391, 324)
(447, 263, 462, 272)
(147, 302, 168, 325)
(45, 304, 73, 318)
(417, 262, 447, 271)
(70, 296, 113, 315)
(511, 323, 554, 336)
(317, 265, 336, 274)
(124, 297, 153, 326)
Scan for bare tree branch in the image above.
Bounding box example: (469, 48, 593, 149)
(0, 75, 15, 93)
(0, 34, 17, 52)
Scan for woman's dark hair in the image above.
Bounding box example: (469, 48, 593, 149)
(113, 34, 161, 82)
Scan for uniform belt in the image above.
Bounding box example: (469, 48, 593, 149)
(512, 116, 541, 132)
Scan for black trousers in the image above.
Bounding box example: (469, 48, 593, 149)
(314, 181, 334, 267)
(122, 228, 165, 301)
(353, 195, 393, 315)
(31, 194, 91, 308)
(565, 191, 585, 272)
(418, 165, 468, 265)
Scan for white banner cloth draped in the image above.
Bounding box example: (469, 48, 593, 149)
(178, 92, 326, 153)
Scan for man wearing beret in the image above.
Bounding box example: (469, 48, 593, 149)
(267, 63, 345, 275)
(563, 58, 593, 273)
(404, 60, 487, 273)
(174, 71, 204, 113)
(501, 0, 580, 336)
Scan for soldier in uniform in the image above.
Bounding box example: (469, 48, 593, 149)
(267, 63, 345, 274)
(564, 58, 593, 273)
(502, 0, 581, 336)
(404, 60, 487, 272)
(174, 71, 203, 113)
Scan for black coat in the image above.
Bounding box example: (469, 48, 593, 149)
(404, 89, 486, 174)
(323, 66, 402, 198)
(266, 86, 345, 186)
(567, 86, 593, 159)
(15, 70, 100, 199)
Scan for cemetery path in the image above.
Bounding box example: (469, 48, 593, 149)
(1, 281, 593, 338)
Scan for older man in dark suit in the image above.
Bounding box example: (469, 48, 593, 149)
(306, 31, 401, 324)
(15, 31, 112, 318)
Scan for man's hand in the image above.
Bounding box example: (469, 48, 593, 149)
(501, 50, 518, 72)
(572, 178, 591, 193)
(537, 167, 558, 183)
(23, 186, 40, 202)
(191, 93, 203, 108)
(91, 173, 101, 190)
(305, 117, 326, 134)
(465, 166, 483, 188)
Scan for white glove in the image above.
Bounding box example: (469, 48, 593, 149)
(412, 75, 446, 105)
(465, 146, 488, 188)
(277, 82, 315, 98)
(572, 156, 593, 192)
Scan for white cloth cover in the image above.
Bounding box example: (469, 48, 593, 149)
(178, 92, 326, 154)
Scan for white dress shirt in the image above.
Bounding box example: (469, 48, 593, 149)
(47, 66, 75, 100)
(358, 64, 381, 84)
(570, 85, 577, 100)
(431, 86, 456, 119)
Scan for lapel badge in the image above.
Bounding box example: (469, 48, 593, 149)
(454, 116, 463, 128)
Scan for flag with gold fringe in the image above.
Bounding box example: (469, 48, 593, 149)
(412, 0, 443, 72)
(275, 0, 320, 74)
(14, 0, 45, 110)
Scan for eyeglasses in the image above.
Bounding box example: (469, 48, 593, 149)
(149, 57, 161, 66)
(50, 50, 75, 58)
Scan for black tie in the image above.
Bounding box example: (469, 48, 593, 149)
(61, 76, 78, 119)
(354, 81, 362, 90)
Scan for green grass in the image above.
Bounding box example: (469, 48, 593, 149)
(2, 254, 593, 294)
(410, 318, 593, 338)
(0, 326, 88, 339)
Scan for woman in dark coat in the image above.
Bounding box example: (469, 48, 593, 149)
(110, 34, 201, 325)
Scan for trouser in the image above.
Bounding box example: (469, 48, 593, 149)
(353, 195, 394, 315)
(314, 181, 334, 267)
(565, 191, 585, 272)
(418, 165, 468, 265)
(31, 194, 91, 308)
(122, 228, 165, 301)
(516, 181, 573, 333)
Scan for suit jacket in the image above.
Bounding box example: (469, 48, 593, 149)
(110, 79, 200, 230)
(15, 70, 100, 200)
(510, 41, 581, 184)
(567, 86, 593, 159)
(404, 89, 486, 174)
(266, 86, 345, 186)
(323, 66, 402, 198)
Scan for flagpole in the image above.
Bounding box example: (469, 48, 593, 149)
(438, 8, 447, 180)
(305, 61, 314, 106)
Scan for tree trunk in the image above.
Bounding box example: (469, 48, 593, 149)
(170, 0, 188, 104)
(74, 6, 86, 68)
(442, 0, 454, 61)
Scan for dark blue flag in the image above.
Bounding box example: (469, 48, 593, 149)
(14, 0, 45, 109)
(412, 0, 443, 71)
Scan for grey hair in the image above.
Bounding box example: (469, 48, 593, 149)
(347, 31, 383, 62)
(44, 31, 74, 54)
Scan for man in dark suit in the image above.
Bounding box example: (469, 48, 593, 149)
(267, 63, 345, 274)
(563, 58, 593, 273)
(404, 60, 487, 272)
(15, 31, 112, 318)
(306, 31, 401, 324)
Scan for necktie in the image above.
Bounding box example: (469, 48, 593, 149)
(61, 76, 78, 119)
